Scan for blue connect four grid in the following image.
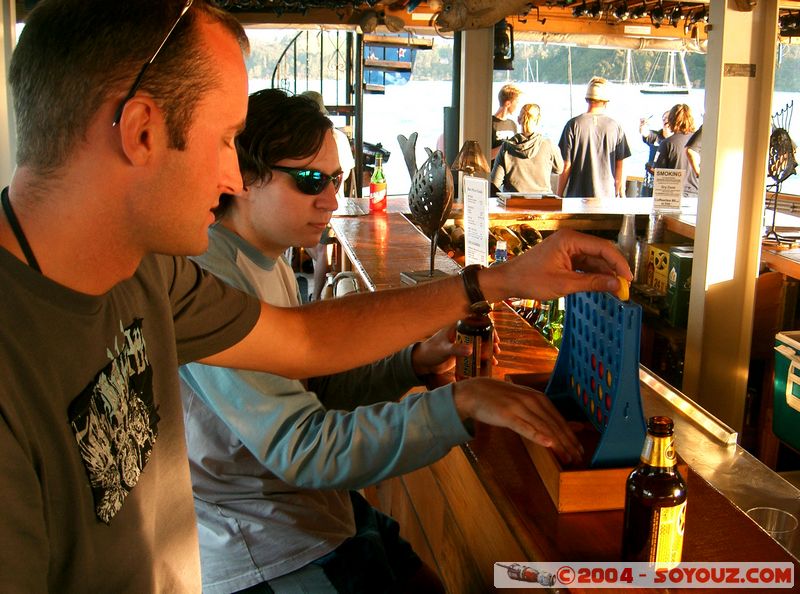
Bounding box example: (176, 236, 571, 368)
(545, 291, 647, 468)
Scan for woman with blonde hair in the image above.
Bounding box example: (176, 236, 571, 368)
(490, 103, 563, 195)
(654, 103, 700, 197)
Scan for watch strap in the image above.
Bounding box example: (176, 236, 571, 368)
(460, 264, 491, 314)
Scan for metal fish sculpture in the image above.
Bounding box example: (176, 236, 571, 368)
(397, 132, 454, 277)
(397, 132, 419, 179)
(434, 0, 532, 31)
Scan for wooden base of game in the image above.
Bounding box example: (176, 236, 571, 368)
(523, 431, 690, 513)
(508, 372, 686, 513)
(523, 435, 633, 513)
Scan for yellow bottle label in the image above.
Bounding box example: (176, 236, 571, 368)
(640, 435, 677, 468)
(455, 332, 482, 380)
(649, 501, 686, 569)
(455, 332, 491, 380)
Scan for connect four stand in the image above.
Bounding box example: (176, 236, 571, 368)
(545, 291, 647, 468)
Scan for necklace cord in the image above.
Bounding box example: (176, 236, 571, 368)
(1, 187, 42, 273)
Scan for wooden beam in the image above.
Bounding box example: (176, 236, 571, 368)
(363, 58, 412, 72)
(362, 34, 433, 49)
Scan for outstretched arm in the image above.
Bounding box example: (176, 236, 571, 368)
(200, 229, 630, 379)
(181, 363, 582, 492)
(310, 324, 472, 408)
(615, 159, 625, 197)
(687, 147, 701, 176)
(558, 161, 571, 196)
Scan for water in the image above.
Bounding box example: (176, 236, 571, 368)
(358, 80, 705, 195)
(251, 76, 800, 198)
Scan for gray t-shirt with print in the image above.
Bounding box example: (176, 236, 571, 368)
(0, 248, 260, 593)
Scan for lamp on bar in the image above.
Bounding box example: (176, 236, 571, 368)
(451, 140, 490, 205)
(452, 140, 491, 178)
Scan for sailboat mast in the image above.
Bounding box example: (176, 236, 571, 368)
(679, 51, 692, 90)
(665, 52, 673, 86)
(624, 49, 632, 84)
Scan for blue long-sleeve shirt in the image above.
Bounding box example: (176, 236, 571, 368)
(179, 224, 470, 593)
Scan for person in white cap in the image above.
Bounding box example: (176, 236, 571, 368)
(557, 76, 631, 198)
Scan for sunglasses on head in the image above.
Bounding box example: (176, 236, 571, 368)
(112, 0, 194, 126)
(271, 166, 343, 195)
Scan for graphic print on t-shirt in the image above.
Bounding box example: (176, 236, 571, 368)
(496, 129, 515, 142)
(68, 318, 159, 524)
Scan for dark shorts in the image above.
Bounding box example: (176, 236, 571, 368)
(236, 491, 422, 594)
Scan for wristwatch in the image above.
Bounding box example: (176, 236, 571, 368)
(460, 264, 491, 314)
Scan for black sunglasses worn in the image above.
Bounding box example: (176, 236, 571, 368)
(112, 0, 194, 126)
(271, 166, 343, 195)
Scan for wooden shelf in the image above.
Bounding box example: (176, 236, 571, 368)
(363, 58, 413, 72)
(362, 34, 434, 50)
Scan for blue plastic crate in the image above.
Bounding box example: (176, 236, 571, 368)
(545, 291, 647, 468)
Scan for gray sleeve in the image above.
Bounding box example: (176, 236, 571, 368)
(166, 256, 261, 364)
(490, 145, 508, 189)
(616, 127, 632, 160)
(558, 122, 572, 160)
(308, 345, 421, 410)
(549, 140, 564, 174)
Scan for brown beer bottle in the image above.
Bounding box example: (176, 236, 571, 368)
(622, 416, 687, 568)
(448, 224, 465, 254)
(455, 308, 493, 380)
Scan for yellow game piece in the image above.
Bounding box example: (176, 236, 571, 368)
(615, 275, 630, 301)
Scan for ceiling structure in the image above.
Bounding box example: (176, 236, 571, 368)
(211, 0, 800, 45)
(12, 1, 800, 42)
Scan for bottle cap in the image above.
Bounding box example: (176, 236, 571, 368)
(647, 415, 674, 436)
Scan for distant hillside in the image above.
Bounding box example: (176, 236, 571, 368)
(244, 29, 800, 93)
(776, 44, 800, 92)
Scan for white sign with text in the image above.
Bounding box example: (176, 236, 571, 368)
(653, 168, 685, 211)
(463, 176, 489, 267)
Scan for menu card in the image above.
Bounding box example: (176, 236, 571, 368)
(463, 175, 489, 267)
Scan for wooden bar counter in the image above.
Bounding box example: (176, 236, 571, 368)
(330, 208, 800, 594)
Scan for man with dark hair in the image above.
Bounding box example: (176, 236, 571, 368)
(0, 1, 630, 591)
(557, 77, 631, 198)
(180, 88, 577, 593)
(182, 89, 455, 593)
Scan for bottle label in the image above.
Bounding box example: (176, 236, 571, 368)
(649, 501, 686, 569)
(455, 332, 491, 380)
(640, 435, 676, 468)
(369, 183, 387, 212)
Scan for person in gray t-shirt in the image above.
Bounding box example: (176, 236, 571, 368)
(558, 77, 631, 198)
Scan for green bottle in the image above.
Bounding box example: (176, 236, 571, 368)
(550, 297, 566, 348)
(369, 154, 387, 212)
